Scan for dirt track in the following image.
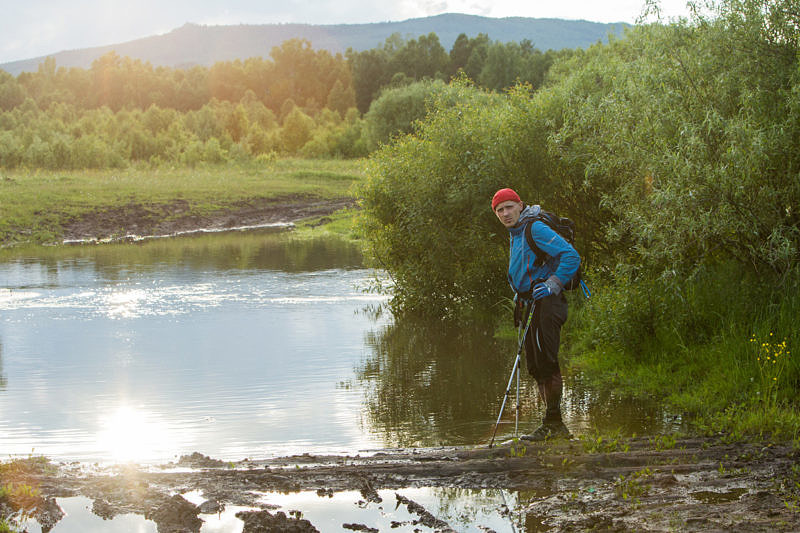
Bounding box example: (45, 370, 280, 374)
(9, 436, 800, 532)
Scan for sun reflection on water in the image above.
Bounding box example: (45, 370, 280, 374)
(103, 289, 149, 319)
(96, 406, 175, 463)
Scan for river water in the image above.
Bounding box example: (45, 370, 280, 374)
(0, 230, 679, 466)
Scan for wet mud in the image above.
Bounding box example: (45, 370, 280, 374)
(5, 436, 799, 532)
(61, 195, 355, 243)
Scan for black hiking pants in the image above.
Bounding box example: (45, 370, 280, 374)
(524, 292, 568, 422)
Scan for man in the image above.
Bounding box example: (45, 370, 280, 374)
(492, 188, 580, 441)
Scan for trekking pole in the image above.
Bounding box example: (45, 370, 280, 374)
(489, 301, 535, 448)
(514, 301, 527, 436)
(515, 343, 520, 436)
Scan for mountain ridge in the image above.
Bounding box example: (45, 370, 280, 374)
(1, 13, 629, 76)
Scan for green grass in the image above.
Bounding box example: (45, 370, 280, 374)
(566, 264, 800, 441)
(0, 457, 50, 531)
(0, 158, 366, 246)
(294, 207, 362, 241)
(614, 467, 653, 504)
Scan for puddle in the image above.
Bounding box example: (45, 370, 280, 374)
(20, 496, 158, 532)
(20, 488, 537, 532)
(202, 487, 531, 532)
(246, 488, 525, 532)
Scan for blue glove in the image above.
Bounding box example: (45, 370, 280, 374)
(532, 277, 563, 300)
(532, 282, 551, 300)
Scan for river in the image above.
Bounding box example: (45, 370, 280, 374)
(0, 230, 678, 467)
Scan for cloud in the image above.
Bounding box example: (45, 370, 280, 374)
(417, 1, 450, 15)
(406, 0, 492, 17)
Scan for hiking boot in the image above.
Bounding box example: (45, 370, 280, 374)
(520, 420, 571, 441)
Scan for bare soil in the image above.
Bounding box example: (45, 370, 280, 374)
(61, 195, 356, 243)
(9, 436, 800, 532)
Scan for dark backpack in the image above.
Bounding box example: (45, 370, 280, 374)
(524, 211, 583, 291)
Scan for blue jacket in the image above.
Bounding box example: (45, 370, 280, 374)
(507, 205, 581, 296)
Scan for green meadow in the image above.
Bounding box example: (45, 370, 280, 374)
(0, 158, 364, 245)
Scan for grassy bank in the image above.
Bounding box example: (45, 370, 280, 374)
(294, 207, 362, 240)
(0, 158, 365, 246)
(565, 263, 800, 441)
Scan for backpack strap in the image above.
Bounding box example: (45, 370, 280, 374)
(524, 218, 547, 266)
(524, 212, 586, 294)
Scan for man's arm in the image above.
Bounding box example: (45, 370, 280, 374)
(531, 221, 581, 288)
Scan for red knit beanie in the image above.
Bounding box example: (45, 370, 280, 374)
(491, 188, 521, 210)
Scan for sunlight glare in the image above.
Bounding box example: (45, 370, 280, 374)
(104, 289, 148, 318)
(96, 406, 173, 463)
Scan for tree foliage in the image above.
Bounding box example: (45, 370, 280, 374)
(346, 32, 568, 113)
(548, 0, 800, 279)
(362, 80, 447, 150)
(0, 32, 567, 169)
(358, 0, 800, 318)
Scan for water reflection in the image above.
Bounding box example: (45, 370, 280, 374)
(0, 233, 383, 463)
(566, 372, 684, 436)
(0, 229, 363, 279)
(0, 340, 6, 390)
(23, 488, 529, 533)
(357, 316, 527, 447)
(358, 314, 683, 447)
(95, 406, 175, 463)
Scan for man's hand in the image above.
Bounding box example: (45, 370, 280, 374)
(532, 282, 551, 300)
(533, 277, 563, 301)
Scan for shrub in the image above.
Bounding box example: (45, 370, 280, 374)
(202, 137, 226, 164)
(357, 79, 517, 317)
(280, 107, 314, 154)
(362, 79, 446, 151)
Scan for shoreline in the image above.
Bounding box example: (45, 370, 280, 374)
(6, 436, 799, 532)
(58, 196, 356, 246)
(0, 160, 366, 247)
(61, 221, 296, 245)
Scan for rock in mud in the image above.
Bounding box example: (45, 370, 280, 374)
(395, 493, 454, 531)
(33, 496, 65, 532)
(343, 523, 378, 532)
(198, 499, 223, 514)
(147, 494, 202, 533)
(235, 509, 319, 532)
(176, 452, 227, 469)
(359, 477, 381, 503)
(91, 498, 117, 520)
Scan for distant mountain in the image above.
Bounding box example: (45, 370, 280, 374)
(0, 13, 629, 76)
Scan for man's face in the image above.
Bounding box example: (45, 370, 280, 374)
(494, 200, 524, 228)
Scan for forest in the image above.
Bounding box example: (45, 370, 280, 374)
(0, 32, 565, 168)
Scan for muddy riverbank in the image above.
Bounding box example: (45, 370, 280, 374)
(60, 195, 355, 244)
(5, 436, 799, 532)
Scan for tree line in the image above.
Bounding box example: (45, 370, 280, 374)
(0, 32, 569, 169)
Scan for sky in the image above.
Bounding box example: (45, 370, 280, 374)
(0, 0, 697, 65)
